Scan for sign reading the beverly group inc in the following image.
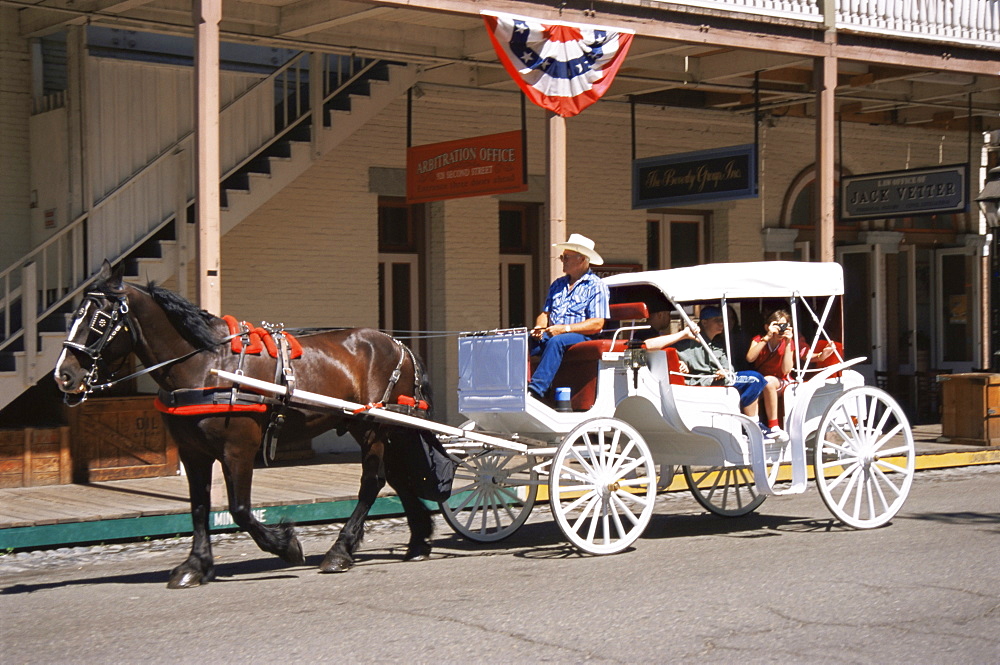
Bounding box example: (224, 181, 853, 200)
(406, 130, 527, 204)
(632, 144, 756, 209)
(841, 164, 968, 221)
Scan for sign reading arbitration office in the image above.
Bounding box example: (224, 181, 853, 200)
(407, 130, 527, 204)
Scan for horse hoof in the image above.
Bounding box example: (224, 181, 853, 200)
(404, 543, 431, 562)
(319, 552, 353, 574)
(282, 537, 306, 566)
(167, 569, 204, 589)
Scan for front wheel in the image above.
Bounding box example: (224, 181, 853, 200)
(813, 386, 915, 529)
(439, 449, 539, 542)
(549, 418, 657, 555)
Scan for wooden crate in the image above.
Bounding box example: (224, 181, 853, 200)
(0, 426, 72, 488)
(66, 396, 179, 482)
(940, 373, 1000, 446)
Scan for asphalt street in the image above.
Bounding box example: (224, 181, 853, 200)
(1, 465, 998, 664)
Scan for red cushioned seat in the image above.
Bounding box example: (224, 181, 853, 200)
(538, 302, 653, 411)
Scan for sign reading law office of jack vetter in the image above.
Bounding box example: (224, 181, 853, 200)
(406, 130, 527, 204)
(841, 164, 968, 221)
(632, 144, 756, 209)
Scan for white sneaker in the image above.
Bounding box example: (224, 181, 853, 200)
(767, 426, 790, 443)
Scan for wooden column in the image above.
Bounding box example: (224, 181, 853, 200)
(815, 49, 837, 263)
(547, 112, 567, 281)
(194, 0, 222, 314)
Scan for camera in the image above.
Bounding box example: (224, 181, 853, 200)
(777, 322, 788, 333)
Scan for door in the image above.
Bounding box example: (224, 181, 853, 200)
(499, 203, 539, 329)
(934, 247, 979, 373)
(837, 245, 878, 384)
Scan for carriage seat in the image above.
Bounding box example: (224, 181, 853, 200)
(812, 340, 845, 377)
(541, 302, 649, 411)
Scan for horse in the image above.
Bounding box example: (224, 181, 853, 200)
(54, 261, 443, 588)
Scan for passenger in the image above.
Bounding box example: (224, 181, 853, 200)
(746, 309, 833, 441)
(527, 233, 610, 400)
(645, 305, 782, 441)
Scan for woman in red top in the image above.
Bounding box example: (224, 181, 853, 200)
(746, 309, 799, 442)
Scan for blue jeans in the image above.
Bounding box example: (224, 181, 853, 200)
(527, 332, 589, 397)
(732, 371, 766, 409)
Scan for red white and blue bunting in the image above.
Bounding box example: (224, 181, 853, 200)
(482, 11, 634, 118)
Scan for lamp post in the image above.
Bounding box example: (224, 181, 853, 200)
(976, 165, 1000, 370)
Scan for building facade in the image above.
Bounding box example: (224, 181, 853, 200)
(2, 0, 999, 430)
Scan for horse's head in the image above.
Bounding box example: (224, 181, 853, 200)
(54, 261, 138, 404)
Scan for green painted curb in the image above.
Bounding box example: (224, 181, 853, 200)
(0, 495, 410, 551)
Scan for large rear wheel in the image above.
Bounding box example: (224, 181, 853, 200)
(813, 386, 915, 528)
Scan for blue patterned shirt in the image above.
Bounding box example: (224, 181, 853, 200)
(543, 271, 610, 332)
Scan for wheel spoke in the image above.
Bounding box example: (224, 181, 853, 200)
(562, 488, 596, 514)
(821, 453, 859, 470)
(871, 464, 905, 498)
(609, 439, 637, 477)
(826, 460, 860, 490)
(836, 466, 862, 511)
(569, 444, 598, 478)
(614, 489, 649, 510)
(870, 423, 904, 453)
(616, 475, 653, 488)
(874, 458, 910, 475)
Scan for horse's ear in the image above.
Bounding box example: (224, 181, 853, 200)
(98, 260, 113, 282)
(98, 260, 125, 290)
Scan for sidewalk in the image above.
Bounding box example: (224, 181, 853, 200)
(1, 424, 997, 550)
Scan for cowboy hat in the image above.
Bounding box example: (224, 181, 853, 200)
(553, 233, 604, 265)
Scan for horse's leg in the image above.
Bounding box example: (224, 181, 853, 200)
(396, 486, 433, 562)
(167, 447, 216, 589)
(319, 429, 385, 573)
(219, 426, 304, 566)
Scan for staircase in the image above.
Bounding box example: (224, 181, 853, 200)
(0, 54, 419, 412)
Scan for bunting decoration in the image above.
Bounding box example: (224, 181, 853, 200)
(482, 10, 634, 118)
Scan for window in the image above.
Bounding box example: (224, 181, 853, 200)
(378, 198, 424, 345)
(499, 203, 539, 328)
(647, 213, 707, 270)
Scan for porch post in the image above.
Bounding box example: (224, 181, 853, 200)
(815, 48, 837, 263)
(547, 112, 567, 281)
(193, 0, 222, 314)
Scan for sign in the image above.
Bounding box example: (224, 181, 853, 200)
(841, 164, 968, 221)
(592, 263, 641, 279)
(632, 144, 756, 209)
(407, 130, 527, 204)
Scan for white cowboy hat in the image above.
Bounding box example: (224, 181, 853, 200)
(553, 233, 604, 265)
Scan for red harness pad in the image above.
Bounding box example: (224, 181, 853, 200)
(223, 315, 303, 359)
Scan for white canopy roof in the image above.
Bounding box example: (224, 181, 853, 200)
(603, 261, 844, 302)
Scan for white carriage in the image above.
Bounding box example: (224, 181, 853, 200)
(441, 261, 916, 554)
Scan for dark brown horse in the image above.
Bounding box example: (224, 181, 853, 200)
(54, 261, 441, 588)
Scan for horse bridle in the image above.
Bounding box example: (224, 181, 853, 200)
(62, 289, 247, 406)
(61, 291, 139, 404)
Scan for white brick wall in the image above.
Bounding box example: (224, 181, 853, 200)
(0, 7, 32, 270)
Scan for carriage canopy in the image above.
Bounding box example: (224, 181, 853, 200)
(603, 261, 844, 302)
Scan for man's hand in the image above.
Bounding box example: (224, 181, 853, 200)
(678, 360, 690, 374)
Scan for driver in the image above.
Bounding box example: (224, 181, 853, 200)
(527, 233, 609, 400)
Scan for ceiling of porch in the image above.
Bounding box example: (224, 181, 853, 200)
(12, 0, 1000, 132)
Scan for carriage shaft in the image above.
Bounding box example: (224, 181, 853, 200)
(209, 369, 528, 453)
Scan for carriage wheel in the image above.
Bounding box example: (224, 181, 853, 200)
(439, 449, 539, 542)
(549, 418, 656, 555)
(683, 465, 766, 517)
(813, 386, 915, 529)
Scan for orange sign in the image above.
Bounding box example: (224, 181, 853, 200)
(406, 130, 527, 204)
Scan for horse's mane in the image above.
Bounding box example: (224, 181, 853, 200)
(143, 282, 223, 349)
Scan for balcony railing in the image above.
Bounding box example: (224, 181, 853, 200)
(654, 0, 1000, 48)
